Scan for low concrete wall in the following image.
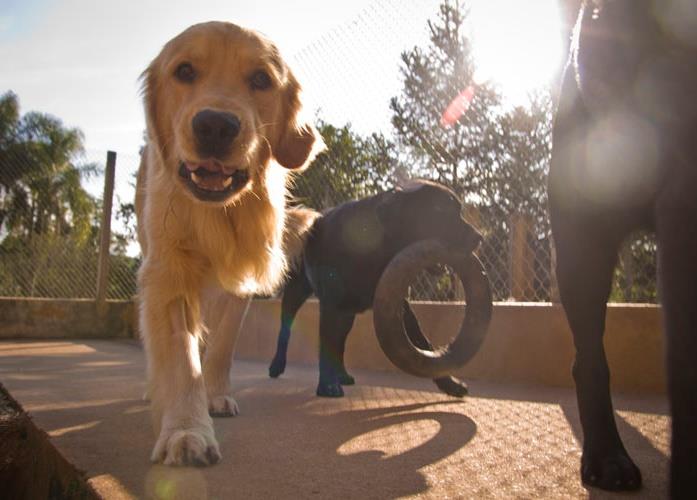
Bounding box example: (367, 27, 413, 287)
(0, 298, 135, 339)
(237, 300, 665, 394)
(0, 297, 664, 393)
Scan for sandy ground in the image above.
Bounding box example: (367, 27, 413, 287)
(0, 340, 670, 499)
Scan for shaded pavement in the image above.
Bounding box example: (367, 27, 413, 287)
(0, 340, 670, 499)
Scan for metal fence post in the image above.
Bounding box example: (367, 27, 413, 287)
(96, 151, 116, 309)
(509, 213, 533, 301)
(620, 243, 635, 301)
(549, 240, 561, 303)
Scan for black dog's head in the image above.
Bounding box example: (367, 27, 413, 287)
(376, 180, 482, 254)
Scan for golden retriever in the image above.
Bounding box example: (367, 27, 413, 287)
(135, 21, 322, 466)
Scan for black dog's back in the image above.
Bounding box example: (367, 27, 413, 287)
(304, 192, 400, 312)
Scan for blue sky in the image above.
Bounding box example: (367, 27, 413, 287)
(0, 0, 51, 41)
(1, 0, 564, 234)
(1, 0, 563, 156)
(0, 0, 382, 156)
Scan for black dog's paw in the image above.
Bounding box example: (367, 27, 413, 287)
(316, 381, 345, 398)
(581, 449, 642, 491)
(433, 376, 468, 397)
(338, 372, 355, 386)
(268, 356, 286, 378)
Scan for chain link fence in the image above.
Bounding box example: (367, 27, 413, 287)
(0, 0, 657, 303)
(292, 159, 657, 304)
(0, 148, 140, 300)
(0, 149, 660, 303)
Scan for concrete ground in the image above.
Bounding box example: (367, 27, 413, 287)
(0, 340, 670, 499)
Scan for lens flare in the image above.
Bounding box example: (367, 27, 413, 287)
(440, 86, 476, 127)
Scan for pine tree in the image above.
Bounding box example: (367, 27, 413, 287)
(390, 0, 556, 299)
(389, 0, 503, 201)
(291, 120, 399, 209)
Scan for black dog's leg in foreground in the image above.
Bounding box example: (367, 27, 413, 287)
(553, 220, 641, 491)
(402, 300, 468, 397)
(656, 179, 697, 498)
(317, 303, 356, 397)
(269, 269, 313, 378)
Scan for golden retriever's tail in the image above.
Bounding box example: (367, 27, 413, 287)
(283, 206, 320, 272)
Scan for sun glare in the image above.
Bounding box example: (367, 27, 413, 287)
(469, 0, 564, 102)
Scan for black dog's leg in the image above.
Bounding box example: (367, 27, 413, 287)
(317, 303, 355, 397)
(335, 322, 356, 386)
(269, 268, 313, 378)
(656, 180, 697, 498)
(402, 300, 468, 397)
(554, 225, 641, 491)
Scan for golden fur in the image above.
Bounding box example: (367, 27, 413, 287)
(136, 21, 322, 466)
(282, 206, 321, 270)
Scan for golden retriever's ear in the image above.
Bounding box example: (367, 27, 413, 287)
(274, 71, 324, 170)
(140, 61, 160, 148)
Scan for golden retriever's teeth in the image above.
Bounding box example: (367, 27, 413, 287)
(191, 172, 202, 185)
(222, 176, 233, 188)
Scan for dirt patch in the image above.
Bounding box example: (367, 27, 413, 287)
(0, 383, 99, 499)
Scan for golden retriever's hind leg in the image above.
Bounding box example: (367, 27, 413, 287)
(203, 293, 251, 417)
(142, 291, 221, 466)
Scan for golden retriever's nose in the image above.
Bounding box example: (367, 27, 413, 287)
(192, 109, 241, 158)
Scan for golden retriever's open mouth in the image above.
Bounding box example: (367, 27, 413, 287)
(178, 160, 251, 202)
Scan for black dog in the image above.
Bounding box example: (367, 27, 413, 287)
(269, 180, 482, 397)
(550, 1, 697, 495)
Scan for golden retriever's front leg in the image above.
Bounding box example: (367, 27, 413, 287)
(141, 287, 220, 466)
(202, 292, 251, 417)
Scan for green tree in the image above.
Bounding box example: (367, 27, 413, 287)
(493, 92, 553, 231)
(291, 119, 400, 209)
(389, 0, 503, 201)
(0, 91, 99, 242)
(389, 0, 556, 300)
(611, 233, 657, 303)
(0, 91, 138, 299)
(389, 0, 658, 302)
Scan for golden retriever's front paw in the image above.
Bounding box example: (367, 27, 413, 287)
(151, 428, 221, 466)
(209, 395, 240, 417)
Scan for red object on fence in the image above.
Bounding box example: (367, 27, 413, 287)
(440, 85, 476, 127)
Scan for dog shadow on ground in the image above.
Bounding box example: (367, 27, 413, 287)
(13, 375, 476, 498)
(208, 386, 478, 499)
(3, 342, 669, 498)
(559, 403, 669, 500)
(467, 381, 669, 499)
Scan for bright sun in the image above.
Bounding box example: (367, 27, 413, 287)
(469, 0, 564, 102)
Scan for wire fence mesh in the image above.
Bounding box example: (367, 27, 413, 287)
(0, 148, 140, 300)
(0, 0, 657, 303)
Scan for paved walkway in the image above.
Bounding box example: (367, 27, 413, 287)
(0, 340, 670, 499)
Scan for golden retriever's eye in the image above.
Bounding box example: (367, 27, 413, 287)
(250, 70, 272, 91)
(174, 62, 196, 83)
